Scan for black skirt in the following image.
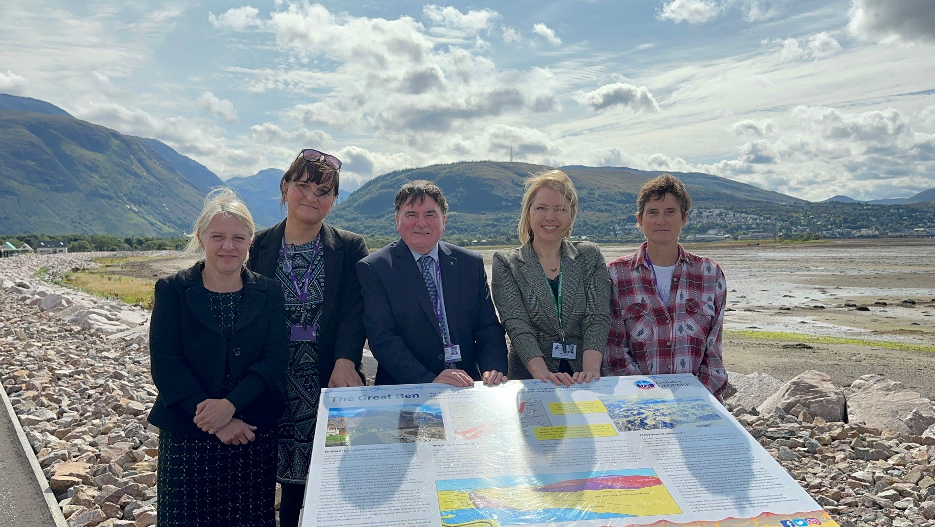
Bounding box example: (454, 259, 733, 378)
(156, 429, 277, 527)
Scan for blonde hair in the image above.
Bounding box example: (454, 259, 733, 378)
(185, 187, 256, 255)
(517, 169, 578, 245)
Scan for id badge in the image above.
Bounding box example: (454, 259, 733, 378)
(552, 342, 577, 360)
(444, 344, 462, 363)
(290, 324, 317, 342)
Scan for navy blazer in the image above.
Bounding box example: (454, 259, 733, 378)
(147, 262, 288, 435)
(248, 220, 368, 385)
(356, 240, 508, 385)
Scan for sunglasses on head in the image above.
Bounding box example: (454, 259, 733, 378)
(300, 148, 342, 171)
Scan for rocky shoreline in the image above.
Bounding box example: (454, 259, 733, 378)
(1, 253, 934, 527)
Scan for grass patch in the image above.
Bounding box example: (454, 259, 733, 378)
(727, 329, 935, 353)
(59, 256, 157, 309)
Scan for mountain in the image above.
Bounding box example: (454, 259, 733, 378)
(905, 188, 935, 204)
(138, 138, 224, 193)
(821, 189, 935, 205)
(327, 161, 805, 238)
(0, 110, 204, 236)
(0, 94, 72, 118)
(227, 168, 352, 229)
(226, 169, 285, 228)
(823, 195, 858, 203)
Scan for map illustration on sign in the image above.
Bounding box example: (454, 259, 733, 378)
(601, 395, 725, 431)
(436, 469, 681, 525)
(449, 397, 552, 441)
(325, 403, 444, 446)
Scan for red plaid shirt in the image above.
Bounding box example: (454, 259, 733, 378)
(604, 242, 728, 398)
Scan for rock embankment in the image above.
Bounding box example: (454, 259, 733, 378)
(1, 253, 934, 527)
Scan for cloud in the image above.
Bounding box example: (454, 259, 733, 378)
(751, 74, 772, 88)
(732, 119, 777, 138)
(268, 4, 432, 68)
(575, 83, 660, 113)
(209, 6, 261, 30)
(422, 5, 499, 32)
(847, 0, 935, 44)
(381, 87, 530, 132)
(0, 70, 30, 95)
(658, 0, 720, 24)
(249, 122, 330, 148)
(658, 0, 785, 24)
(196, 91, 239, 123)
(532, 23, 561, 46)
(771, 32, 841, 62)
(502, 26, 521, 44)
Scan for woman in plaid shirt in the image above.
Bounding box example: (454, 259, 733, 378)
(604, 174, 728, 400)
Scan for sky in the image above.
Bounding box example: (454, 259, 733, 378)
(1, 0, 934, 201)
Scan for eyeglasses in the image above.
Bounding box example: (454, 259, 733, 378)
(300, 148, 342, 171)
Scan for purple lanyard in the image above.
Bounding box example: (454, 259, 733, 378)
(429, 259, 452, 346)
(281, 235, 322, 305)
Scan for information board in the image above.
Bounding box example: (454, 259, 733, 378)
(302, 374, 839, 527)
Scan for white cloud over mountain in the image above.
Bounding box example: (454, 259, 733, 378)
(0, 0, 932, 200)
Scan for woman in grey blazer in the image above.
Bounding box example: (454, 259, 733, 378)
(492, 170, 611, 386)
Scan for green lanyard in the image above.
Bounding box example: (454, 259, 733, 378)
(550, 262, 565, 343)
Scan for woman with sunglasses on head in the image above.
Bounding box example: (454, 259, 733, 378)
(491, 170, 611, 386)
(247, 148, 368, 527)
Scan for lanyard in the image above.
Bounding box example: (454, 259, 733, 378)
(281, 234, 322, 306)
(428, 258, 452, 347)
(644, 252, 671, 305)
(549, 262, 565, 342)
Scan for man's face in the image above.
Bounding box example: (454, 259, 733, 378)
(396, 196, 446, 255)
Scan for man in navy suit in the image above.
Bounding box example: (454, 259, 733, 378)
(357, 180, 508, 387)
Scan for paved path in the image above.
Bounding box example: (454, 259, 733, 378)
(0, 386, 63, 527)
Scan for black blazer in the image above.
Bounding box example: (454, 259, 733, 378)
(147, 262, 288, 435)
(356, 240, 508, 385)
(248, 220, 369, 385)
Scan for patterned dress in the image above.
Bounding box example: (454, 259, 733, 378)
(156, 290, 278, 527)
(275, 238, 326, 484)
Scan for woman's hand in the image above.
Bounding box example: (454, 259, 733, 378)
(482, 370, 508, 386)
(526, 357, 573, 386)
(194, 399, 235, 434)
(572, 349, 603, 383)
(328, 358, 365, 388)
(215, 419, 257, 445)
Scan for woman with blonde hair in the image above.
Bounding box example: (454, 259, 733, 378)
(492, 170, 611, 385)
(148, 187, 287, 526)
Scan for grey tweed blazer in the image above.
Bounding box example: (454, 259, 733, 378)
(491, 240, 611, 378)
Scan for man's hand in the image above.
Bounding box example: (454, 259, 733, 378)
(328, 358, 365, 388)
(572, 349, 603, 383)
(482, 370, 507, 386)
(432, 369, 473, 387)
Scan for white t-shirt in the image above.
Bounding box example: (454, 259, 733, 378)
(652, 264, 676, 305)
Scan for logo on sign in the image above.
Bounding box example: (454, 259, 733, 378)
(634, 380, 656, 390)
(779, 520, 820, 527)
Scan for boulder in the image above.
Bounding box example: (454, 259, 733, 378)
(845, 374, 935, 436)
(724, 371, 784, 411)
(757, 370, 845, 422)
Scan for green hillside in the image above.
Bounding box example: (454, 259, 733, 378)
(0, 111, 204, 236)
(328, 161, 806, 239)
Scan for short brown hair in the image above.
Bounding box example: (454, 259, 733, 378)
(395, 180, 448, 215)
(518, 170, 578, 245)
(279, 155, 340, 205)
(636, 174, 691, 220)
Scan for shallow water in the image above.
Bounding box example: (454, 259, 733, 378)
(479, 239, 935, 344)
